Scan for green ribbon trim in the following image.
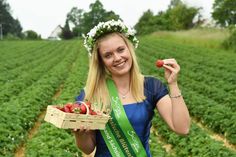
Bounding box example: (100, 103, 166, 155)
(100, 79, 147, 157)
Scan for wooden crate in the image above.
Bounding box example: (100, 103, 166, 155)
(44, 105, 110, 130)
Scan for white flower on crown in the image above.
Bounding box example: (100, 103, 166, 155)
(83, 19, 139, 55)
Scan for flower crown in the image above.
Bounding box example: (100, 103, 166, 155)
(83, 19, 139, 56)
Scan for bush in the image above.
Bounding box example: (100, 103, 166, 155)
(24, 30, 41, 40)
(4, 33, 21, 40)
(222, 26, 236, 52)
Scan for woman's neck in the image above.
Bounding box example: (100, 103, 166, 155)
(112, 73, 130, 90)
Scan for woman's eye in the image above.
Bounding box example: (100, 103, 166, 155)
(118, 48, 124, 53)
(105, 53, 112, 58)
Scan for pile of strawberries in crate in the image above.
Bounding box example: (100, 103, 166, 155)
(55, 101, 98, 115)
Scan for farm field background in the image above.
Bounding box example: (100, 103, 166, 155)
(0, 29, 236, 157)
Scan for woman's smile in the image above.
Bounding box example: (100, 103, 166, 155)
(113, 60, 127, 68)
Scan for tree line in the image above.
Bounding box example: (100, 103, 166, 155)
(63, 0, 200, 38)
(0, 0, 41, 40)
(0, 0, 22, 38)
(62, 0, 235, 39)
(0, 0, 235, 50)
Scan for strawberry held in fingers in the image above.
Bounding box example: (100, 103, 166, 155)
(156, 59, 164, 68)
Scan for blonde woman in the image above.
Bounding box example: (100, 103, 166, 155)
(73, 20, 190, 157)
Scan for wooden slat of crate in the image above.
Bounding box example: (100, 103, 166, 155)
(44, 105, 110, 129)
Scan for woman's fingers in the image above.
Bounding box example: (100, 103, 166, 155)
(161, 58, 180, 84)
(163, 64, 175, 72)
(78, 125, 91, 132)
(163, 59, 180, 72)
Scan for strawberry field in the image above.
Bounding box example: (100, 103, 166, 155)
(0, 36, 236, 157)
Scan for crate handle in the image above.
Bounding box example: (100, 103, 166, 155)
(76, 101, 90, 116)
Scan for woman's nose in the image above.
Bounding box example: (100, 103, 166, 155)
(113, 52, 121, 61)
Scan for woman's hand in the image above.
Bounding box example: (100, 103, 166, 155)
(162, 58, 180, 85)
(72, 126, 91, 134)
(72, 126, 96, 155)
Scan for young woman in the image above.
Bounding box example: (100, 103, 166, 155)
(73, 20, 190, 157)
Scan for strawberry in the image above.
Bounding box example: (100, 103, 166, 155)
(64, 103, 73, 113)
(80, 104, 87, 114)
(55, 106, 65, 112)
(60, 107, 65, 112)
(64, 106, 71, 113)
(156, 59, 164, 68)
(89, 109, 97, 115)
(71, 104, 81, 113)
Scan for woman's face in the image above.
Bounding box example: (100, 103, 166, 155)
(98, 34, 132, 77)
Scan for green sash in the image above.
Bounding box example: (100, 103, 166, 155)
(100, 79, 147, 157)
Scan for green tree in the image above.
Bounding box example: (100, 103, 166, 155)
(135, 10, 157, 35)
(60, 20, 73, 39)
(67, 7, 84, 27)
(168, 0, 183, 9)
(66, 0, 121, 37)
(165, 3, 200, 30)
(0, 0, 22, 37)
(80, 0, 121, 34)
(212, 0, 236, 27)
(24, 30, 41, 40)
(135, 0, 200, 35)
(66, 7, 84, 37)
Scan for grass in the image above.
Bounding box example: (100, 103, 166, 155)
(151, 28, 230, 49)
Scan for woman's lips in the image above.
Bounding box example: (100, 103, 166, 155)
(114, 60, 126, 67)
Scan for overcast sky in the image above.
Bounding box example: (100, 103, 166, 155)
(7, 0, 214, 39)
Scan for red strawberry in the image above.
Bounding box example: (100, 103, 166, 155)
(71, 104, 81, 113)
(55, 106, 64, 112)
(156, 60, 164, 68)
(64, 103, 73, 113)
(89, 109, 97, 115)
(64, 106, 71, 113)
(80, 104, 87, 114)
(60, 107, 65, 112)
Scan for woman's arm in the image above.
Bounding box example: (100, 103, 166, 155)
(73, 129, 96, 154)
(156, 58, 190, 135)
(156, 85, 190, 135)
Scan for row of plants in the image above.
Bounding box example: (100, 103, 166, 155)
(0, 41, 53, 71)
(138, 41, 236, 112)
(140, 37, 236, 89)
(0, 41, 79, 156)
(152, 114, 236, 157)
(137, 38, 236, 144)
(0, 42, 70, 104)
(0, 42, 61, 88)
(24, 44, 87, 157)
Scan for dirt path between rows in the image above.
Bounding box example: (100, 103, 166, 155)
(14, 110, 47, 157)
(192, 118, 236, 151)
(14, 84, 64, 157)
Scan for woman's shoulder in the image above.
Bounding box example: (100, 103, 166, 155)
(144, 75, 169, 105)
(144, 75, 162, 85)
(144, 75, 168, 93)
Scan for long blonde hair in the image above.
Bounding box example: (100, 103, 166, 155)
(84, 32, 145, 113)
